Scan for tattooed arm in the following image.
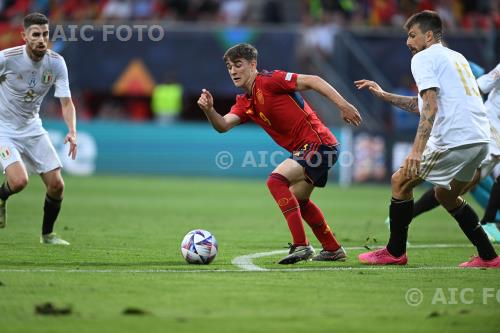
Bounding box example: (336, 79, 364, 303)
(402, 88, 438, 179)
(383, 94, 418, 114)
(354, 79, 419, 114)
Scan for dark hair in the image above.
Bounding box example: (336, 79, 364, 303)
(23, 12, 49, 29)
(404, 10, 442, 41)
(223, 43, 258, 63)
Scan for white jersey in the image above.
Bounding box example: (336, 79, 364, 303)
(411, 43, 490, 150)
(477, 63, 500, 153)
(0, 45, 71, 137)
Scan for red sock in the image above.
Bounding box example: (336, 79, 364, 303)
(299, 199, 340, 251)
(266, 173, 308, 246)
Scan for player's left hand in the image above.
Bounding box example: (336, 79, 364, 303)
(340, 104, 362, 126)
(64, 132, 77, 160)
(402, 151, 421, 179)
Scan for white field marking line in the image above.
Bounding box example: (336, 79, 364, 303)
(0, 266, 466, 274)
(0, 244, 473, 274)
(231, 243, 473, 271)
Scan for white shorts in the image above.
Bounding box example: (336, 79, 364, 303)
(479, 152, 500, 179)
(419, 143, 489, 190)
(0, 134, 62, 174)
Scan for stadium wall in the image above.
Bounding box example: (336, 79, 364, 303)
(43, 120, 349, 182)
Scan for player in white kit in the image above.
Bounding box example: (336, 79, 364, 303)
(0, 13, 77, 245)
(477, 63, 500, 240)
(358, 10, 499, 268)
(355, 62, 500, 242)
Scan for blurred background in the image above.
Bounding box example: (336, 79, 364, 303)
(1, 0, 498, 184)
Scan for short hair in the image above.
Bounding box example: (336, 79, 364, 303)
(404, 10, 443, 41)
(23, 13, 49, 30)
(223, 43, 258, 63)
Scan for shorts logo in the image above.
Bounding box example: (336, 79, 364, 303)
(246, 108, 254, 115)
(285, 72, 293, 81)
(0, 146, 11, 160)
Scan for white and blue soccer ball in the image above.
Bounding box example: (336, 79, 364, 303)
(181, 229, 218, 264)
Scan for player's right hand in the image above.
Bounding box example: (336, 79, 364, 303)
(340, 103, 362, 126)
(197, 89, 214, 112)
(354, 79, 384, 97)
(402, 151, 421, 179)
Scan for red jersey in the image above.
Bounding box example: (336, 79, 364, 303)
(229, 70, 338, 152)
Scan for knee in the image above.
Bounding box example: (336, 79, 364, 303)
(266, 173, 288, 190)
(8, 176, 28, 193)
(391, 171, 419, 199)
(391, 172, 407, 197)
(434, 188, 456, 210)
(47, 178, 65, 196)
(434, 190, 448, 205)
(390, 172, 396, 182)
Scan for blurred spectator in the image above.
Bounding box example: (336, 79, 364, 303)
(417, 0, 436, 11)
(195, 0, 220, 22)
(299, 11, 339, 60)
(219, 0, 248, 25)
(51, 0, 103, 23)
(435, 0, 456, 31)
(101, 0, 132, 21)
(324, 0, 357, 20)
(131, 0, 156, 20)
(369, 0, 398, 27)
(32, 0, 50, 14)
(165, 0, 190, 20)
(261, 0, 284, 24)
(0, 0, 497, 31)
(1, 0, 31, 20)
(461, 0, 495, 30)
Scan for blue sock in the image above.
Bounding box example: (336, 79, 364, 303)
(470, 185, 490, 209)
(478, 176, 493, 192)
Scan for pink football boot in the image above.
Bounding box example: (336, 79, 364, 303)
(459, 256, 500, 268)
(358, 247, 408, 265)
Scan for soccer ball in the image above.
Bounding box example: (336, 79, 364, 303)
(180, 229, 218, 264)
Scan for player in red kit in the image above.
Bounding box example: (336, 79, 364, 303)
(198, 43, 362, 264)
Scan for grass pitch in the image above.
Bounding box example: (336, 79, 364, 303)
(0, 176, 499, 333)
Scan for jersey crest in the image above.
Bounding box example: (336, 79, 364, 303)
(42, 71, 53, 84)
(0, 146, 11, 160)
